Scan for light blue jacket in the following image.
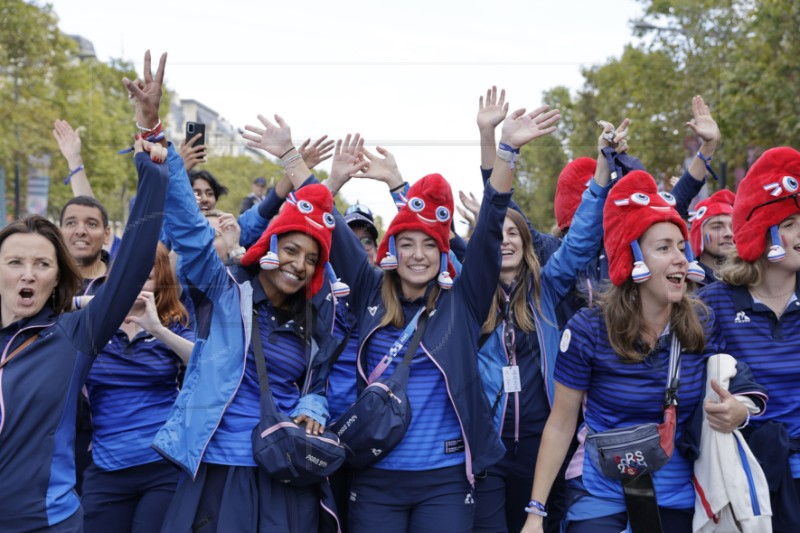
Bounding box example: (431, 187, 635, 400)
(152, 145, 341, 477)
(478, 178, 609, 428)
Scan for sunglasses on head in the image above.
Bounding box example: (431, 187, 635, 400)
(345, 204, 373, 218)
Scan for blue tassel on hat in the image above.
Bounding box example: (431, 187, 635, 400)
(380, 235, 398, 270)
(685, 242, 706, 283)
(767, 225, 786, 262)
(259, 234, 280, 270)
(437, 252, 453, 289)
(325, 262, 350, 297)
(630, 240, 651, 283)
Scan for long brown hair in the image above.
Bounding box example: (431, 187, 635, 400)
(0, 215, 82, 315)
(598, 278, 707, 362)
(379, 271, 441, 328)
(481, 209, 541, 335)
(151, 243, 190, 326)
(719, 247, 763, 287)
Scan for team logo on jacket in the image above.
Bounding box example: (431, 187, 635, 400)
(560, 329, 571, 352)
(464, 493, 474, 505)
(368, 306, 378, 316)
(734, 311, 750, 324)
(371, 448, 383, 456)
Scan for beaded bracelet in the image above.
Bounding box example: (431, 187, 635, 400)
(64, 164, 85, 185)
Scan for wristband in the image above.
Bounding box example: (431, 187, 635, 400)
(280, 153, 303, 168)
(696, 151, 719, 181)
(279, 147, 296, 159)
(228, 246, 246, 259)
(136, 118, 162, 134)
(524, 499, 547, 516)
(497, 143, 520, 170)
(390, 182, 406, 193)
(64, 164, 85, 185)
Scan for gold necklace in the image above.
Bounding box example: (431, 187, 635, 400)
(751, 285, 796, 299)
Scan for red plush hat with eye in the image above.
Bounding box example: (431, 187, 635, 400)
(376, 173, 456, 289)
(603, 170, 697, 286)
(732, 147, 800, 262)
(241, 183, 347, 297)
(554, 157, 597, 231)
(689, 189, 735, 255)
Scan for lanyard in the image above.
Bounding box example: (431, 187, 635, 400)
(367, 306, 426, 384)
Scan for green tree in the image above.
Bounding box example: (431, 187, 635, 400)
(514, 133, 568, 234)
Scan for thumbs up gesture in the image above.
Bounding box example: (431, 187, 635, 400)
(704, 379, 749, 433)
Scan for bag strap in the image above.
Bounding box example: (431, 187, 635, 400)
(398, 311, 428, 369)
(0, 334, 39, 370)
(663, 333, 681, 408)
(367, 306, 427, 384)
(251, 312, 280, 419)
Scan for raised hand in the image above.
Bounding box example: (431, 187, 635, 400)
(122, 50, 167, 129)
(499, 106, 560, 150)
(179, 133, 206, 172)
(458, 190, 480, 220)
(242, 114, 294, 158)
(359, 146, 403, 189)
(328, 133, 368, 193)
(52, 120, 83, 167)
(298, 135, 334, 169)
(597, 118, 631, 153)
(685, 95, 721, 147)
(477, 86, 509, 131)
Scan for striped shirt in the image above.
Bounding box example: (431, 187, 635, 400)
(366, 303, 465, 471)
(556, 307, 719, 509)
(700, 278, 800, 476)
(203, 294, 308, 466)
(85, 322, 194, 470)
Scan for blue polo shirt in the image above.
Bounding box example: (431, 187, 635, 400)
(700, 277, 800, 476)
(203, 281, 309, 466)
(556, 307, 719, 509)
(365, 299, 465, 471)
(85, 321, 194, 470)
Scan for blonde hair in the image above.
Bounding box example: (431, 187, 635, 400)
(379, 271, 441, 328)
(598, 279, 708, 362)
(719, 247, 764, 287)
(481, 210, 541, 335)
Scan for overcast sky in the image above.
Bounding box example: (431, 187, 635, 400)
(48, 0, 645, 229)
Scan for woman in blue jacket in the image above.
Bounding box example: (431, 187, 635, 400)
(241, 105, 560, 532)
(473, 122, 618, 533)
(0, 138, 167, 532)
(700, 146, 800, 533)
(522, 169, 763, 533)
(153, 147, 346, 532)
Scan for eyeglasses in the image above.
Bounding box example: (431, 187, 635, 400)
(359, 236, 376, 250)
(745, 192, 800, 222)
(345, 203, 373, 218)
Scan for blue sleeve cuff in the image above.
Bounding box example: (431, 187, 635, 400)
(289, 393, 330, 426)
(588, 177, 611, 198)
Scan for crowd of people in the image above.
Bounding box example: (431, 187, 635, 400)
(0, 50, 798, 533)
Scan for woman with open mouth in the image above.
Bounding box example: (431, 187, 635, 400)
(0, 134, 167, 532)
(522, 168, 765, 533)
(700, 146, 800, 533)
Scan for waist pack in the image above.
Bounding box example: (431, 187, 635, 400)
(329, 310, 428, 469)
(585, 334, 681, 480)
(250, 313, 345, 487)
(585, 404, 676, 479)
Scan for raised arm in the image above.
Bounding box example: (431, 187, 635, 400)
(52, 120, 94, 197)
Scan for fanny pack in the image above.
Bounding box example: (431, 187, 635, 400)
(329, 308, 428, 469)
(584, 334, 681, 480)
(250, 313, 345, 487)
